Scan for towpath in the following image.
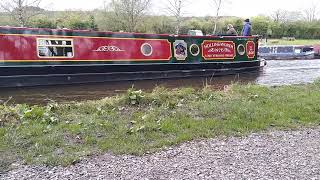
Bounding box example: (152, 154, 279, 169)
(2, 128, 320, 180)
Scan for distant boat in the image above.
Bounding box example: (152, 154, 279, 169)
(258, 45, 314, 60)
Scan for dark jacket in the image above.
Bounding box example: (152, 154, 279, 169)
(226, 27, 238, 36)
(242, 22, 252, 36)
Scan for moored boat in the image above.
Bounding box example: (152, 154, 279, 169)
(258, 45, 315, 60)
(0, 26, 265, 87)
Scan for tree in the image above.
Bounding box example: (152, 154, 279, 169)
(251, 16, 271, 36)
(28, 15, 55, 28)
(303, 2, 318, 22)
(165, 0, 188, 34)
(271, 9, 288, 23)
(56, 11, 92, 30)
(0, 0, 44, 27)
(210, 0, 231, 34)
(149, 16, 175, 34)
(89, 15, 98, 31)
(110, 0, 152, 32)
(211, 0, 222, 34)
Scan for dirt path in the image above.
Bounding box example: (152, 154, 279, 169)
(2, 128, 320, 180)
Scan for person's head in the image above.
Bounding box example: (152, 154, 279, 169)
(244, 19, 250, 24)
(227, 24, 233, 30)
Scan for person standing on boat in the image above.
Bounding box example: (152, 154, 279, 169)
(226, 24, 238, 36)
(242, 19, 252, 36)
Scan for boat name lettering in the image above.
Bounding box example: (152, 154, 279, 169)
(208, 47, 232, 53)
(204, 42, 234, 49)
(94, 46, 125, 52)
(202, 41, 236, 60)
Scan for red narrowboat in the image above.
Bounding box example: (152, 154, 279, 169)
(0, 26, 266, 87)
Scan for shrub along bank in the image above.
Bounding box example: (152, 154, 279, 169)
(1, 81, 320, 172)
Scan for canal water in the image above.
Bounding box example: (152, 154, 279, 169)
(0, 60, 320, 104)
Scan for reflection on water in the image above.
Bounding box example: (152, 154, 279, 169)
(257, 60, 320, 86)
(0, 72, 261, 105)
(0, 59, 320, 104)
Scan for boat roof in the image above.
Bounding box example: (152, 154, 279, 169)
(0, 26, 257, 39)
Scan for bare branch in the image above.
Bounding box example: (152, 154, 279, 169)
(303, 2, 318, 22)
(165, 0, 189, 34)
(0, 0, 44, 27)
(211, 0, 222, 35)
(270, 9, 302, 23)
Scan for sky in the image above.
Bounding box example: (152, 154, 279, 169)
(43, 0, 318, 18)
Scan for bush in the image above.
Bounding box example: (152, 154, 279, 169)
(28, 18, 56, 29)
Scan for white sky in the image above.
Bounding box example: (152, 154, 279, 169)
(44, 0, 319, 18)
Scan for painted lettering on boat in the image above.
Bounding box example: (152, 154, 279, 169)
(202, 41, 236, 60)
(246, 41, 256, 58)
(94, 46, 125, 52)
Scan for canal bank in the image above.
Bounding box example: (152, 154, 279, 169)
(1, 80, 320, 173)
(1, 59, 320, 104)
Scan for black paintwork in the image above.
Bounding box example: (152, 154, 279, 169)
(0, 61, 263, 87)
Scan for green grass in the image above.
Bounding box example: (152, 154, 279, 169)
(1, 82, 320, 172)
(262, 39, 320, 46)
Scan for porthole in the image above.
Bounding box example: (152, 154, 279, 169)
(237, 44, 246, 56)
(141, 43, 153, 56)
(189, 44, 200, 56)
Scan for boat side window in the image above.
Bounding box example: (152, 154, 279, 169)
(37, 38, 74, 58)
(277, 47, 293, 53)
(259, 47, 269, 53)
(302, 47, 313, 52)
(294, 48, 302, 54)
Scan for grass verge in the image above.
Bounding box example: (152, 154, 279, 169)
(263, 39, 320, 46)
(1, 81, 320, 172)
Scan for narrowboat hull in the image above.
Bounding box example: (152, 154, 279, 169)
(0, 60, 265, 87)
(259, 53, 314, 60)
(0, 27, 265, 87)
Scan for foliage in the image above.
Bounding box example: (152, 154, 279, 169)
(2, 82, 320, 172)
(89, 15, 98, 31)
(1, 8, 320, 39)
(125, 88, 145, 105)
(28, 15, 56, 28)
(264, 39, 320, 46)
(109, 0, 152, 32)
(55, 11, 93, 30)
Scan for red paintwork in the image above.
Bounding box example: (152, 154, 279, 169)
(246, 41, 256, 58)
(201, 40, 236, 60)
(0, 34, 172, 61)
(314, 45, 320, 55)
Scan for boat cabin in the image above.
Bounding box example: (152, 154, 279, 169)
(258, 45, 314, 60)
(0, 26, 265, 87)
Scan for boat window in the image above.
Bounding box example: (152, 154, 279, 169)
(302, 47, 313, 52)
(294, 48, 301, 53)
(277, 47, 293, 53)
(259, 47, 270, 53)
(189, 44, 200, 56)
(237, 44, 246, 55)
(141, 43, 153, 56)
(37, 38, 74, 58)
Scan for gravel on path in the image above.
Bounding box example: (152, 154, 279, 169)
(1, 128, 320, 180)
